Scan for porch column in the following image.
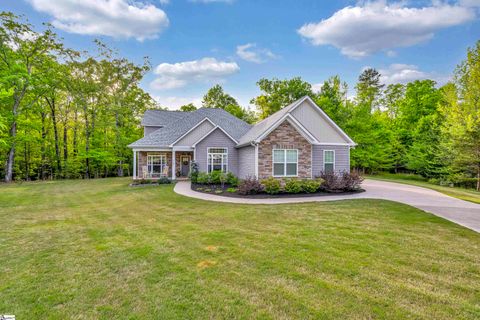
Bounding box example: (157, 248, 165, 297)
(133, 150, 137, 179)
(172, 149, 176, 180)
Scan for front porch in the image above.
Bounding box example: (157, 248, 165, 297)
(132, 149, 194, 180)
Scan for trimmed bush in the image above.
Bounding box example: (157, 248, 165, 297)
(210, 170, 222, 184)
(238, 176, 264, 195)
(284, 179, 302, 193)
(158, 176, 172, 184)
(197, 172, 209, 184)
(301, 179, 322, 193)
(262, 177, 281, 195)
(226, 172, 239, 187)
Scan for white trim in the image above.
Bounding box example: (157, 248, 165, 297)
(172, 150, 176, 180)
(169, 117, 216, 147)
(314, 143, 353, 146)
(172, 146, 194, 151)
(323, 150, 335, 173)
(132, 147, 171, 152)
(146, 153, 168, 178)
(207, 147, 228, 173)
(255, 114, 318, 145)
(286, 115, 318, 143)
(133, 150, 137, 179)
(254, 143, 259, 178)
(272, 148, 298, 178)
(292, 96, 356, 146)
(192, 125, 238, 147)
(310, 145, 313, 179)
(193, 147, 196, 161)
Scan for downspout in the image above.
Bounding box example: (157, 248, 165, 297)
(251, 141, 259, 179)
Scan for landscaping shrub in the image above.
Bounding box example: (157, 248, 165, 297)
(284, 179, 302, 193)
(131, 179, 153, 185)
(318, 171, 363, 192)
(262, 177, 281, 195)
(226, 172, 239, 187)
(210, 170, 222, 184)
(341, 171, 364, 191)
(189, 161, 199, 183)
(158, 176, 172, 184)
(318, 171, 342, 191)
(301, 179, 322, 193)
(238, 176, 264, 195)
(219, 172, 228, 188)
(197, 172, 210, 184)
(226, 187, 237, 193)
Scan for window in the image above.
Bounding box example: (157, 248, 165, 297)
(273, 149, 298, 177)
(147, 154, 167, 177)
(207, 148, 228, 172)
(324, 150, 335, 173)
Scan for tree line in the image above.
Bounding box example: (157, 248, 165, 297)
(0, 12, 155, 182)
(1, 12, 479, 190)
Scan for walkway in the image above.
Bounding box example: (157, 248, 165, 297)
(174, 179, 480, 233)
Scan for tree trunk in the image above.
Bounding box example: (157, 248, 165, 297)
(63, 119, 68, 176)
(46, 97, 61, 177)
(83, 102, 90, 179)
(477, 164, 480, 191)
(115, 110, 124, 177)
(40, 112, 47, 180)
(5, 87, 26, 182)
(73, 109, 78, 156)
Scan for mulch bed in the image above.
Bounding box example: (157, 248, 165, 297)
(191, 183, 365, 199)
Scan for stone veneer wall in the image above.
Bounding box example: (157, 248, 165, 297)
(258, 120, 312, 179)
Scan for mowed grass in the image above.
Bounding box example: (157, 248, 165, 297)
(0, 178, 479, 319)
(367, 173, 480, 204)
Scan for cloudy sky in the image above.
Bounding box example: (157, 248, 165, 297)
(5, 0, 479, 109)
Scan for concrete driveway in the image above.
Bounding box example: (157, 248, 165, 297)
(174, 179, 480, 233)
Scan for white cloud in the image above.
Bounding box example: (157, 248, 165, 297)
(297, 1, 475, 58)
(190, 0, 234, 3)
(459, 0, 480, 7)
(311, 83, 323, 93)
(378, 63, 449, 85)
(150, 57, 240, 90)
(153, 96, 202, 110)
(27, 0, 169, 41)
(236, 43, 278, 63)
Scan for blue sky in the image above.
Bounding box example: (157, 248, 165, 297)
(4, 0, 480, 109)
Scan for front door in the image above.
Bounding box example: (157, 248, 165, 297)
(180, 155, 190, 177)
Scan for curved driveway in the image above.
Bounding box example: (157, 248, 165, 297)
(174, 179, 480, 233)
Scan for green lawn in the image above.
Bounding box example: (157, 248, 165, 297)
(0, 178, 479, 319)
(367, 173, 480, 204)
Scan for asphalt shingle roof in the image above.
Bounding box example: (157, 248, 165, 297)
(141, 110, 187, 126)
(129, 108, 252, 148)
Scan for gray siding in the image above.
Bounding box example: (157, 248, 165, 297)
(195, 128, 239, 176)
(312, 145, 350, 177)
(237, 145, 255, 179)
(291, 100, 350, 144)
(144, 126, 162, 136)
(175, 120, 215, 146)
